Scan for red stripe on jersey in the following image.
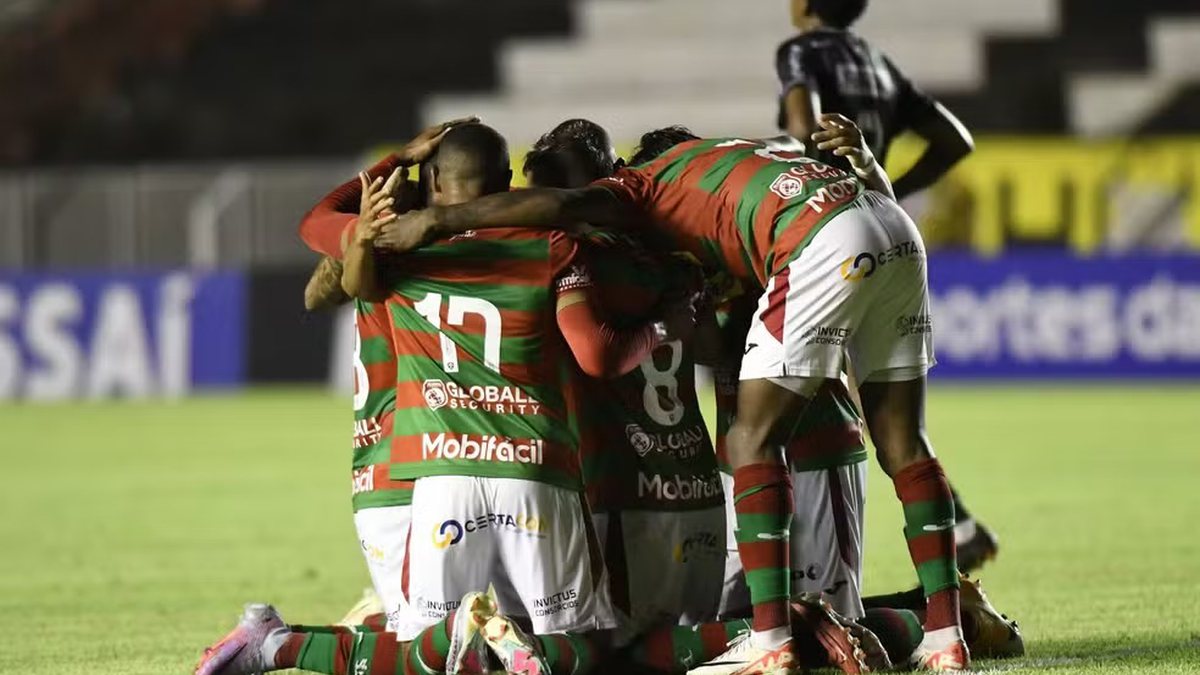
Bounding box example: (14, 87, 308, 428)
(761, 267, 790, 344)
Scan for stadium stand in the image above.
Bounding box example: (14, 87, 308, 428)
(3, 0, 1199, 165)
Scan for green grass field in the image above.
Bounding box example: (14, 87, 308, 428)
(2, 385, 1199, 674)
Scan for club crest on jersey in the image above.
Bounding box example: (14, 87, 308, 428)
(769, 172, 805, 200)
(423, 379, 449, 410)
(626, 423, 655, 457)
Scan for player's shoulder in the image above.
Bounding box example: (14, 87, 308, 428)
(775, 29, 845, 58)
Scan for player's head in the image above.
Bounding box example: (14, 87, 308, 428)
(533, 118, 619, 182)
(793, 0, 867, 30)
(628, 125, 699, 166)
(522, 147, 571, 188)
(426, 122, 512, 206)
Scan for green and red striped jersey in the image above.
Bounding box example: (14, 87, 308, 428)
(351, 300, 414, 511)
(386, 229, 584, 491)
(595, 139, 864, 289)
(576, 232, 721, 513)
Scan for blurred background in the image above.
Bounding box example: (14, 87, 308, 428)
(1, 0, 1199, 395)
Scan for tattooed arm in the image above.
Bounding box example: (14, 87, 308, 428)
(304, 256, 350, 310)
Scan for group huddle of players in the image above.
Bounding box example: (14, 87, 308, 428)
(195, 2, 1024, 675)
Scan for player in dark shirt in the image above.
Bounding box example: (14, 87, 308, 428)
(776, 0, 974, 200)
(777, 1, 1000, 576)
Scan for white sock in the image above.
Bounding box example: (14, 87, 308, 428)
(921, 625, 965, 650)
(953, 518, 977, 545)
(260, 627, 291, 671)
(750, 626, 791, 650)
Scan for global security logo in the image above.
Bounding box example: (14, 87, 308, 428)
(431, 512, 548, 549)
(839, 240, 923, 282)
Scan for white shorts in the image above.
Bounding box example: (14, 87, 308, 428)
(353, 505, 413, 633)
(719, 463, 867, 620)
(593, 507, 726, 637)
(397, 476, 618, 639)
(740, 190, 935, 384)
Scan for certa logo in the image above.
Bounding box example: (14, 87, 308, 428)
(431, 520, 465, 549)
(839, 252, 877, 282)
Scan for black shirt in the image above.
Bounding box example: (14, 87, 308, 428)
(775, 28, 938, 170)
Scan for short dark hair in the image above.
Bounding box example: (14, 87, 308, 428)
(533, 118, 615, 181)
(522, 147, 571, 188)
(430, 123, 510, 192)
(809, 0, 867, 29)
(629, 125, 699, 166)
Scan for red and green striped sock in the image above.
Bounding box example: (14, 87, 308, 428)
(732, 463, 794, 643)
(274, 628, 404, 675)
(406, 611, 456, 675)
(893, 458, 961, 633)
(536, 632, 598, 675)
(629, 619, 751, 674)
(859, 608, 924, 665)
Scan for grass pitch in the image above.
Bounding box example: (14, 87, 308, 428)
(1, 385, 1198, 674)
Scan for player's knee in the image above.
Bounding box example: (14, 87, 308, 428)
(874, 431, 933, 476)
(725, 420, 778, 467)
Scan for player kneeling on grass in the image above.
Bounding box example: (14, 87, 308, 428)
(374, 114, 975, 673)
(517, 124, 878, 675)
(195, 123, 696, 675)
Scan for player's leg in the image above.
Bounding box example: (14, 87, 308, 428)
(786, 463, 865, 620)
(721, 377, 814, 668)
(846, 192, 966, 671)
(351, 504, 413, 632)
(619, 507, 726, 632)
(395, 476, 495, 657)
(487, 477, 617, 675)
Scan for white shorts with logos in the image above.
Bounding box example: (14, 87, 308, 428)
(741, 190, 935, 385)
(719, 463, 867, 619)
(593, 507, 726, 637)
(396, 475, 618, 640)
(353, 505, 413, 633)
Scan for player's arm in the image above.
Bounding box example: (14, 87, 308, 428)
(376, 186, 632, 253)
(299, 154, 403, 259)
(297, 117, 478, 258)
(884, 59, 973, 200)
(782, 85, 822, 152)
(553, 262, 693, 378)
(304, 256, 350, 310)
(811, 113, 896, 200)
(341, 170, 402, 301)
(889, 101, 974, 200)
(775, 40, 822, 150)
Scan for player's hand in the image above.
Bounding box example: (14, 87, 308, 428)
(659, 294, 699, 343)
(354, 168, 403, 245)
(811, 113, 878, 176)
(375, 207, 440, 253)
(399, 116, 480, 165)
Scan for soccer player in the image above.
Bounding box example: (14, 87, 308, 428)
(524, 129, 883, 675)
(524, 135, 727, 636)
(776, 0, 997, 574)
(374, 115, 971, 672)
(346, 123, 704, 672)
(777, 0, 974, 201)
